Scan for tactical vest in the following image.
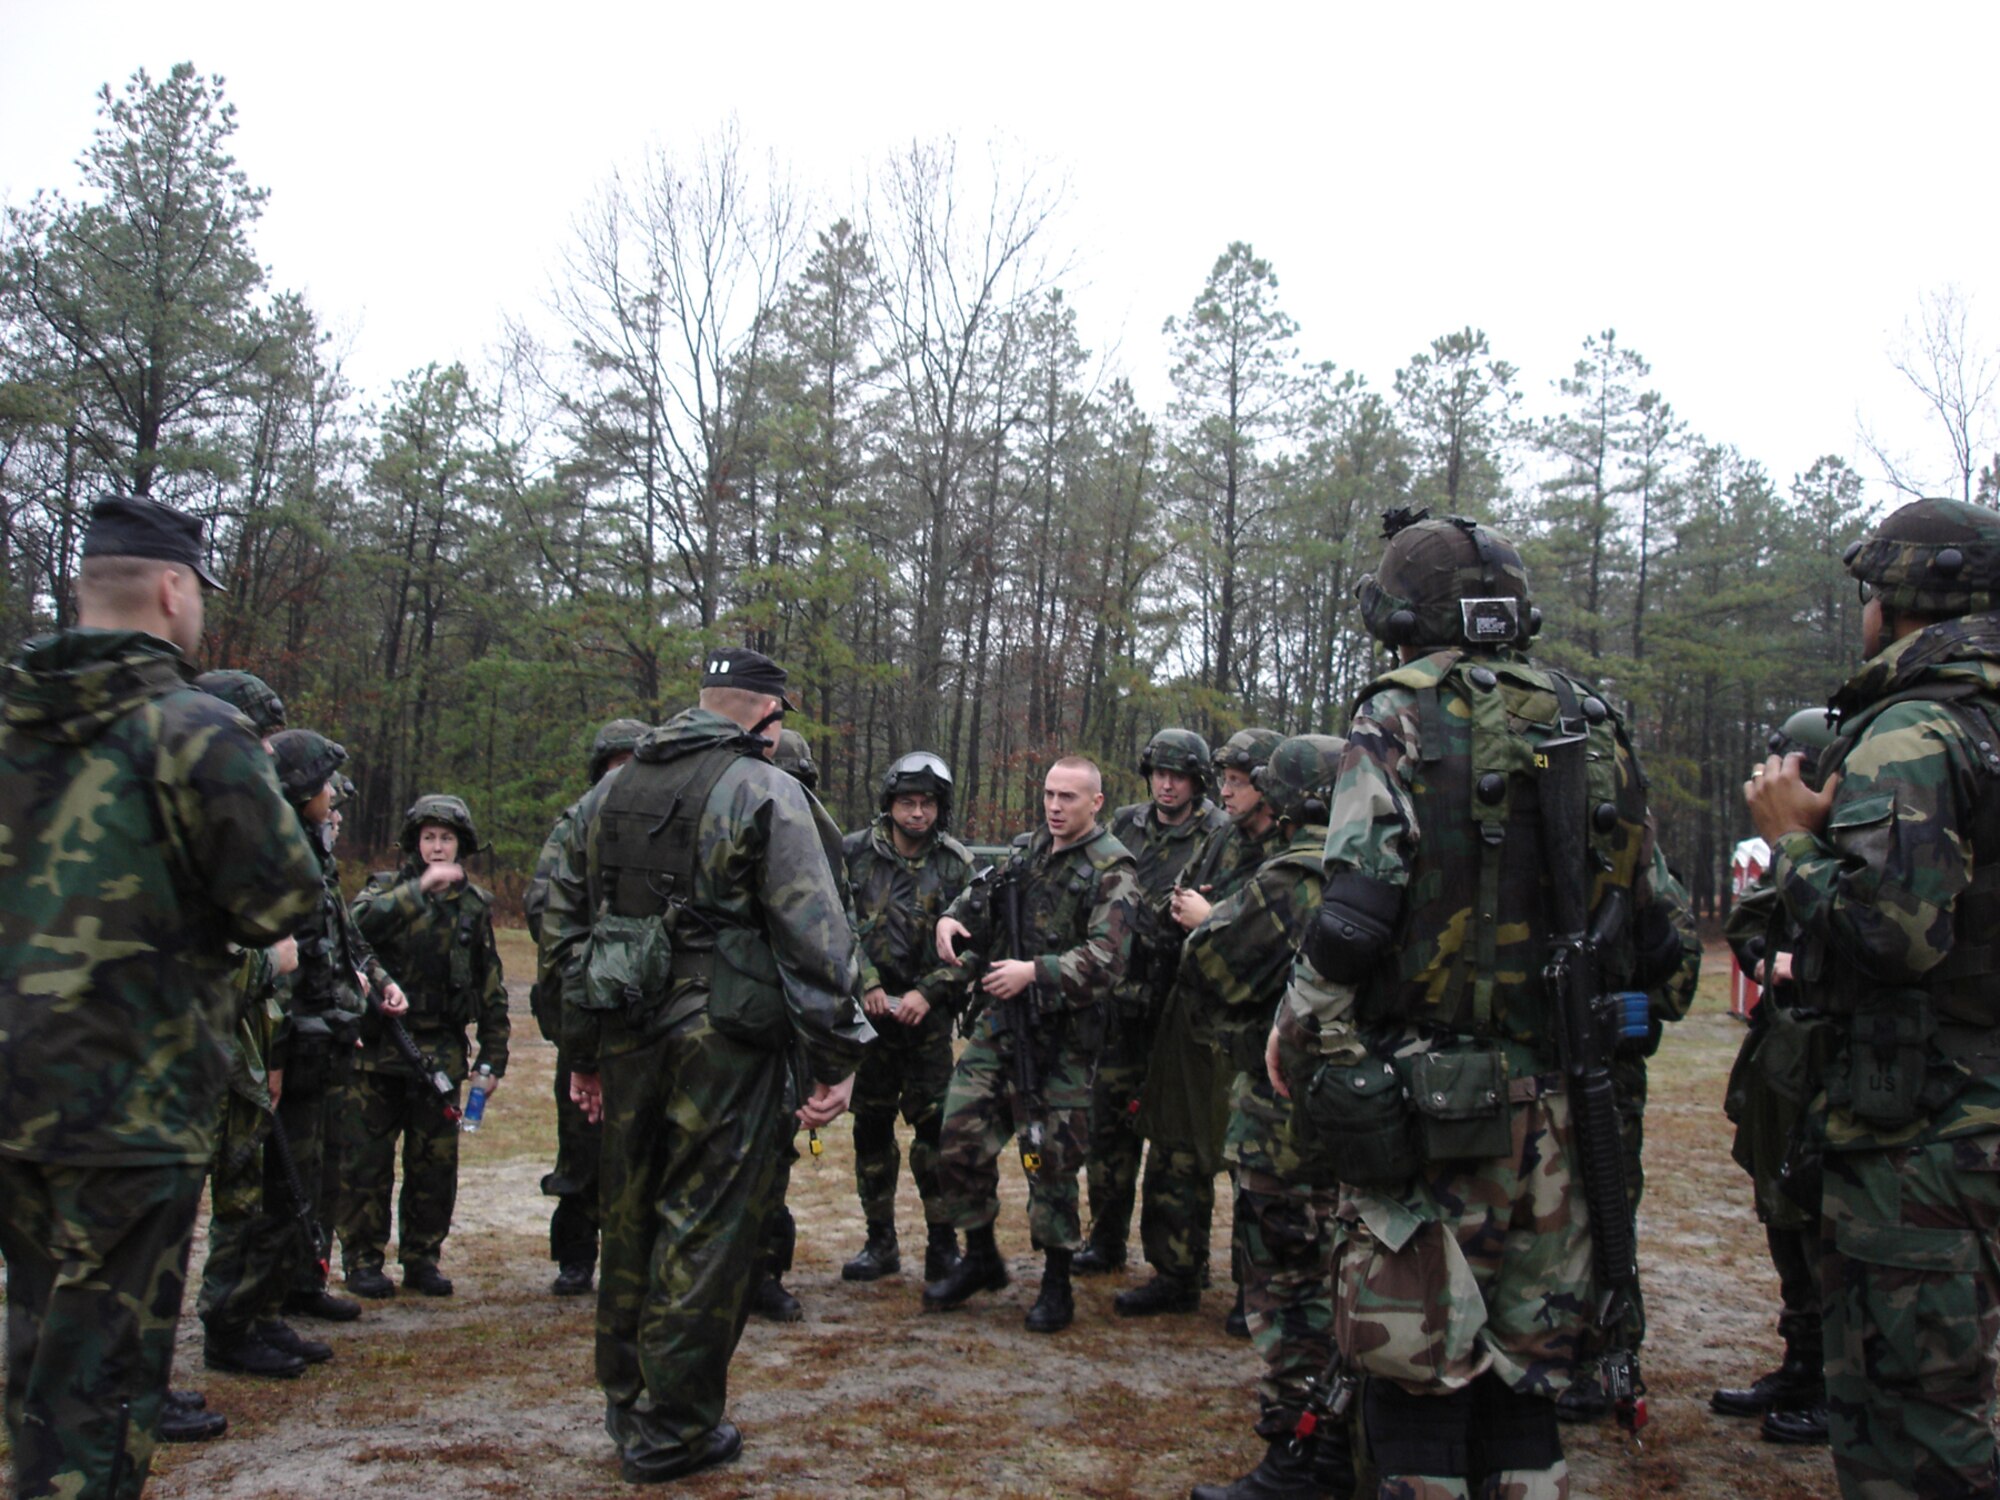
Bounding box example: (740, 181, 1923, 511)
(846, 824, 971, 990)
(1011, 827, 1124, 963)
(596, 746, 743, 933)
(366, 873, 490, 1026)
(1352, 650, 1649, 1049)
(1809, 681, 2000, 1033)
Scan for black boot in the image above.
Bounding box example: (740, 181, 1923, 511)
(159, 1389, 228, 1443)
(1711, 1345, 1822, 1417)
(923, 1224, 1008, 1310)
(1024, 1249, 1074, 1333)
(1224, 1286, 1251, 1338)
(1115, 1272, 1200, 1317)
(923, 1223, 961, 1282)
(345, 1266, 395, 1300)
(204, 1329, 306, 1379)
(255, 1319, 332, 1364)
(283, 1287, 362, 1321)
(1761, 1402, 1829, 1445)
(551, 1262, 594, 1296)
(1073, 1238, 1126, 1274)
(751, 1274, 804, 1322)
(842, 1221, 901, 1282)
(404, 1263, 454, 1297)
(1188, 1436, 1319, 1499)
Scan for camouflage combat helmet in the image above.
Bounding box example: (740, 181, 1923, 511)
(268, 729, 347, 808)
(588, 717, 650, 784)
(774, 728, 819, 789)
(331, 771, 357, 808)
(1254, 734, 1346, 826)
(1139, 727, 1213, 794)
(195, 669, 287, 736)
(1356, 507, 1537, 651)
(1843, 496, 2000, 619)
(880, 750, 954, 828)
(400, 793, 481, 857)
(1212, 727, 1284, 777)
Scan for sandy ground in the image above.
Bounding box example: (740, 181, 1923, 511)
(4, 940, 1839, 1498)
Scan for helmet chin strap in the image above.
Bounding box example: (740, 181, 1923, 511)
(747, 706, 785, 742)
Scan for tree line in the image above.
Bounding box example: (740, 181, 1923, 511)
(4, 65, 1991, 918)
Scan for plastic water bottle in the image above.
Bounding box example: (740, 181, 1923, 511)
(461, 1064, 493, 1132)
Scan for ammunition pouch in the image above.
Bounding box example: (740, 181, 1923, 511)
(709, 925, 789, 1051)
(1294, 1050, 1419, 1190)
(1406, 1045, 1511, 1162)
(1304, 870, 1401, 985)
(580, 911, 677, 1019)
(1826, 991, 1967, 1129)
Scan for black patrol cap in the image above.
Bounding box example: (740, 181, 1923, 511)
(81, 497, 226, 591)
(701, 647, 791, 699)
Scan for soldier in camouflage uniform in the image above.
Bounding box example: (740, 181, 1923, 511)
(924, 756, 1140, 1333)
(1121, 728, 1286, 1321)
(340, 794, 509, 1297)
(525, 717, 647, 1296)
(1744, 497, 2000, 1500)
(542, 649, 870, 1484)
(1078, 728, 1227, 1278)
(263, 730, 410, 1330)
(196, 668, 287, 738)
(1715, 713, 1837, 1446)
(1270, 512, 1690, 1500)
(0, 498, 323, 1500)
(841, 751, 978, 1284)
(1185, 733, 1357, 1500)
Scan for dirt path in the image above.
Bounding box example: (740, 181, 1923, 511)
(13, 945, 1840, 1498)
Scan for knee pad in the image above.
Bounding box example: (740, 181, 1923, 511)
(1363, 1377, 1472, 1479)
(1467, 1372, 1562, 1477)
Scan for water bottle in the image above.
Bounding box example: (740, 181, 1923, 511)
(1611, 991, 1652, 1050)
(461, 1064, 493, 1132)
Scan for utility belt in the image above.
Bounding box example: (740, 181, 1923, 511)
(1289, 1036, 1564, 1191)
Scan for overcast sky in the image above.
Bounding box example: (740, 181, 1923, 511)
(4, 2, 1994, 506)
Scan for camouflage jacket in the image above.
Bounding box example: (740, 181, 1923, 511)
(944, 822, 1139, 1015)
(1776, 613, 2000, 1147)
(1182, 821, 1328, 1070)
(526, 796, 588, 1043)
(843, 814, 976, 1005)
(542, 706, 871, 1083)
(351, 862, 509, 1082)
(0, 628, 322, 1165)
(1110, 799, 1227, 1009)
(275, 846, 390, 1062)
(1279, 647, 1678, 1073)
(1185, 816, 1289, 910)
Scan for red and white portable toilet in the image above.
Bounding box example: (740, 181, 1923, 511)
(1728, 837, 1771, 1018)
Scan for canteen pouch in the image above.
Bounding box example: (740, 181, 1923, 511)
(580, 911, 675, 1021)
(1407, 1046, 1512, 1162)
(1829, 993, 1932, 1129)
(1296, 1053, 1419, 1190)
(709, 924, 789, 1051)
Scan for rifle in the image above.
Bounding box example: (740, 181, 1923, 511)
(1539, 726, 1647, 1437)
(263, 1104, 331, 1286)
(372, 995, 462, 1125)
(991, 861, 1045, 1176)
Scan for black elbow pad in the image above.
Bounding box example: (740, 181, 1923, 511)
(1304, 871, 1402, 984)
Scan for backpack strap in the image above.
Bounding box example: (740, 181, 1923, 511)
(596, 747, 741, 919)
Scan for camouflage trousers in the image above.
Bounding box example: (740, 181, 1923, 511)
(197, 1107, 283, 1342)
(1137, 1145, 1221, 1283)
(0, 1158, 206, 1500)
(1082, 1007, 1156, 1255)
(1821, 1136, 2000, 1500)
(1335, 1086, 1589, 1498)
(275, 1064, 337, 1298)
(596, 1010, 785, 1466)
(1611, 1051, 1650, 1351)
(850, 1005, 955, 1227)
(760, 1125, 800, 1279)
(336, 1065, 462, 1276)
(936, 1016, 1093, 1252)
(1239, 1164, 1339, 1416)
(544, 1051, 603, 1269)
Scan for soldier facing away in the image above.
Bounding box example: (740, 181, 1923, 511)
(0, 498, 324, 1500)
(1744, 497, 2000, 1500)
(341, 794, 509, 1298)
(924, 755, 1140, 1332)
(525, 717, 647, 1297)
(1270, 511, 1691, 1499)
(542, 648, 869, 1484)
(842, 751, 978, 1284)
